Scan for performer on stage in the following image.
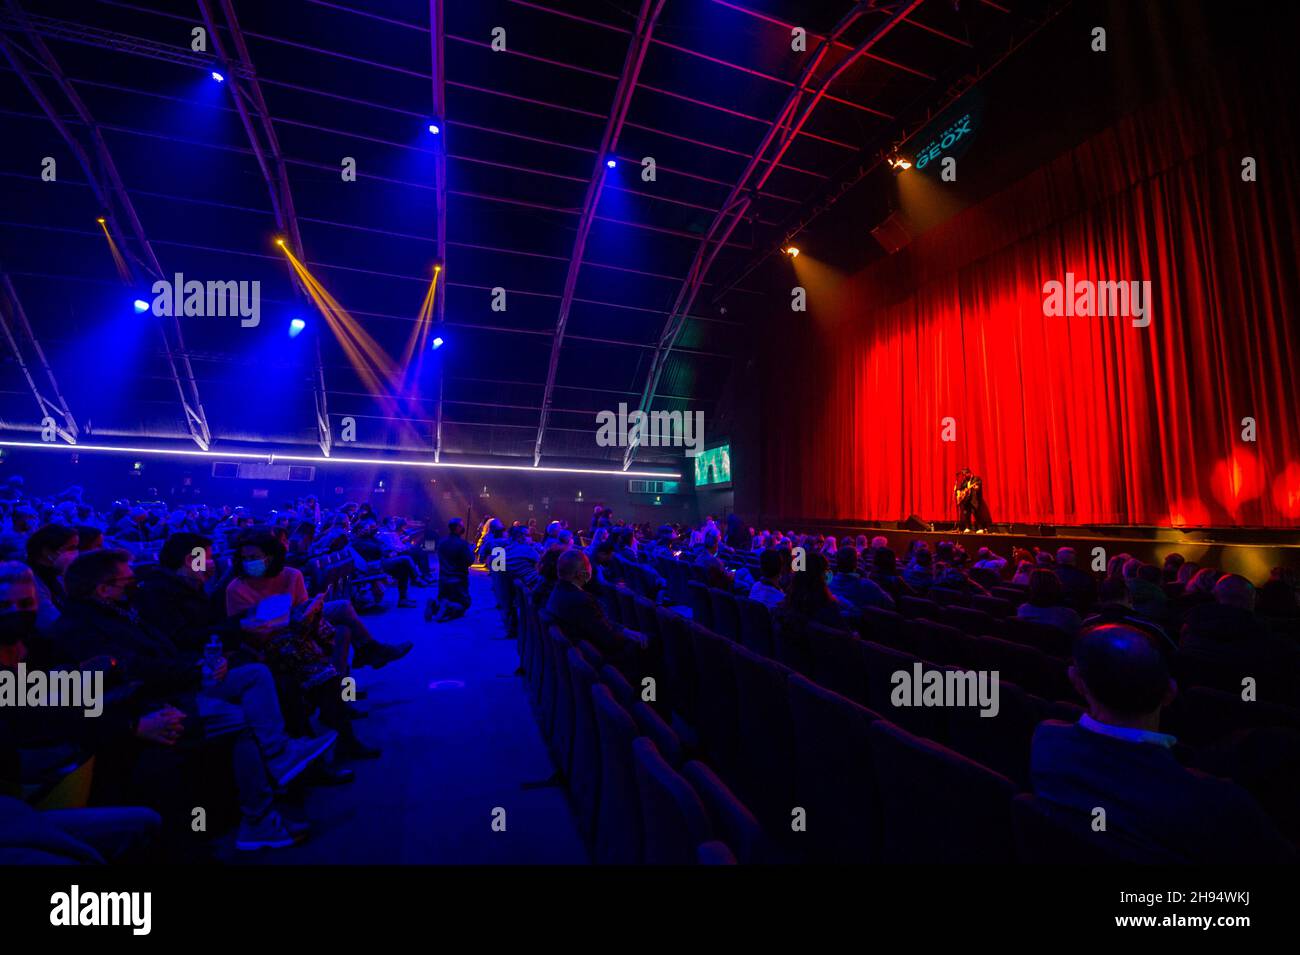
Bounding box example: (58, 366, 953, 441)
(953, 468, 990, 533)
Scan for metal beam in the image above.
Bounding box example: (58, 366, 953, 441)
(532, 0, 664, 467)
(0, 1, 212, 449)
(197, 0, 333, 456)
(0, 273, 78, 443)
(623, 0, 923, 469)
(431, 0, 448, 462)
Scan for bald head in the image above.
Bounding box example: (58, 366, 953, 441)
(557, 549, 591, 585)
(1071, 624, 1173, 720)
(1213, 573, 1255, 610)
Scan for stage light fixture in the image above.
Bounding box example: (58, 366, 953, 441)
(274, 237, 286, 247)
(289, 318, 306, 338)
(431, 336, 445, 350)
(606, 158, 617, 169)
(96, 217, 106, 225)
(211, 70, 225, 83)
(133, 299, 149, 313)
(888, 153, 913, 173)
(428, 122, 441, 135)
(783, 245, 800, 258)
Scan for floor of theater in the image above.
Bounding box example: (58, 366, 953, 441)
(218, 570, 588, 865)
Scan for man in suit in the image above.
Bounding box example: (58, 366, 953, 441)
(1031, 623, 1293, 863)
(1053, 546, 1098, 612)
(544, 550, 643, 667)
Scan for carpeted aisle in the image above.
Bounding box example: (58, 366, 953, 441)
(229, 569, 588, 864)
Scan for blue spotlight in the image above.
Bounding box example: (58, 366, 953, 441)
(133, 299, 149, 314)
(431, 336, 445, 350)
(211, 70, 225, 83)
(605, 157, 617, 169)
(289, 318, 306, 338)
(428, 122, 441, 135)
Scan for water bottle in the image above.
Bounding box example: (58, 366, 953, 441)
(201, 636, 224, 688)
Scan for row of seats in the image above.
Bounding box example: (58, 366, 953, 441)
(516, 581, 763, 865)
(596, 582, 1300, 861)
(533, 580, 1153, 861)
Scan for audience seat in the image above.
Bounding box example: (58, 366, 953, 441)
(855, 606, 912, 653)
(944, 679, 1048, 788)
(695, 841, 737, 865)
(972, 594, 1014, 618)
(928, 586, 970, 607)
(969, 635, 1075, 702)
(786, 674, 883, 863)
(688, 623, 741, 783)
(1010, 793, 1170, 864)
(632, 738, 714, 865)
(687, 580, 713, 629)
(591, 684, 643, 865)
(730, 646, 797, 840)
(859, 640, 949, 742)
(940, 604, 1001, 638)
(897, 595, 939, 620)
(1000, 617, 1074, 658)
(869, 720, 1018, 863)
(736, 596, 775, 657)
(1163, 685, 1300, 748)
(546, 626, 577, 778)
(708, 587, 742, 641)
(565, 648, 603, 849)
(805, 622, 868, 704)
(681, 761, 766, 865)
(654, 606, 698, 730)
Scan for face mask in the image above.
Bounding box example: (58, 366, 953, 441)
(244, 559, 267, 579)
(0, 610, 36, 646)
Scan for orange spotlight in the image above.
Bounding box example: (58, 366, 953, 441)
(783, 246, 800, 258)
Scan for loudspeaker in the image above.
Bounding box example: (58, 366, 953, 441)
(899, 514, 933, 532)
(870, 209, 920, 254)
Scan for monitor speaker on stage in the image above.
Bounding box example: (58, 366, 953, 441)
(900, 514, 933, 532)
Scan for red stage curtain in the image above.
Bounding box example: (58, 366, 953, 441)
(761, 67, 1300, 529)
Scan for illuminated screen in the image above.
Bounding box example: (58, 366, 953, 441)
(694, 444, 732, 487)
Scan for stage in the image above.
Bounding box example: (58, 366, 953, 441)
(755, 519, 1300, 580)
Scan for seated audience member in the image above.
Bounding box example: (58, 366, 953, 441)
(828, 545, 895, 612)
(748, 548, 787, 609)
(1257, 569, 1299, 619)
(1161, 552, 1186, 584)
(351, 520, 420, 608)
(1031, 624, 1294, 863)
(52, 549, 334, 850)
(933, 560, 989, 597)
(0, 794, 161, 865)
(903, 547, 934, 593)
(1053, 546, 1097, 611)
(26, 523, 80, 630)
(970, 546, 1007, 590)
(76, 525, 104, 553)
(431, 518, 474, 623)
(1126, 563, 1169, 625)
(545, 550, 643, 665)
(1180, 574, 1300, 699)
(1082, 577, 1175, 653)
(1017, 569, 1082, 636)
(694, 528, 734, 590)
(868, 547, 914, 602)
(1010, 559, 1036, 587)
(776, 551, 848, 631)
(530, 544, 565, 611)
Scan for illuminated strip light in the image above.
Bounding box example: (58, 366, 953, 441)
(0, 440, 681, 479)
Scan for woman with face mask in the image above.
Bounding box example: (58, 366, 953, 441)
(25, 523, 80, 631)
